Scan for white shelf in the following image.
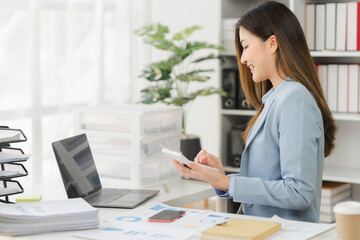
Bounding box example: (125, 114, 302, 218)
(222, 50, 360, 58)
(224, 166, 360, 184)
(222, 110, 360, 121)
(221, 109, 256, 116)
(310, 51, 360, 58)
(221, 50, 360, 58)
(323, 166, 360, 184)
(224, 166, 240, 173)
(223, 166, 360, 184)
(332, 113, 360, 121)
(224, 165, 360, 184)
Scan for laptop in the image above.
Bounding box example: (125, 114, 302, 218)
(52, 134, 159, 208)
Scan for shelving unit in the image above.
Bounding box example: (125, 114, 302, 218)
(310, 51, 360, 58)
(219, 0, 360, 201)
(222, 109, 360, 122)
(74, 105, 182, 187)
(323, 167, 360, 185)
(0, 127, 29, 203)
(223, 50, 360, 59)
(221, 109, 256, 116)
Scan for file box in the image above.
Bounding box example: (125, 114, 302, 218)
(75, 104, 181, 138)
(74, 104, 182, 186)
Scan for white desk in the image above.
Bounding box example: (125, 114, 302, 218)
(11, 176, 215, 207)
(101, 177, 216, 207)
(1, 177, 215, 240)
(1, 176, 339, 240)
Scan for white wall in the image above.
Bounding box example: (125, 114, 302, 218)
(150, 0, 222, 156)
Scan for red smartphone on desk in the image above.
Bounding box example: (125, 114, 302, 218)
(148, 210, 185, 223)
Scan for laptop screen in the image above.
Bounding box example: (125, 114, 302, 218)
(52, 134, 102, 198)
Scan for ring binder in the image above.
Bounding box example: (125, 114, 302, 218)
(0, 126, 29, 203)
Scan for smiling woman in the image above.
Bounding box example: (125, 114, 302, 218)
(172, 1, 337, 223)
(239, 27, 284, 88)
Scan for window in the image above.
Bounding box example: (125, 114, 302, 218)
(0, 0, 151, 183)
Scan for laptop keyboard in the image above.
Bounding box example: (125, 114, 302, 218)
(87, 189, 129, 204)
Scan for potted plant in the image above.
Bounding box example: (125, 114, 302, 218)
(135, 23, 226, 160)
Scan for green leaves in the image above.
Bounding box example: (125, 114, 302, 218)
(186, 42, 225, 51)
(135, 23, 226, 108)
(134, 23, 169, 37)
(176, 69, 214, 82)
(192, 53, 225, 64)
(169, 87, 228, 106)
(135, 23, 176, 51)
(171, 97, 194, 107)
(139, 86, 172, 104)
(190, 87, 227, 99)
(172, 25, 202, 41)
(139, 63, 172, 82)
(139, 54, 186, 82)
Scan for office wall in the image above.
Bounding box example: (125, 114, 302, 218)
(150, 0, 221, 156)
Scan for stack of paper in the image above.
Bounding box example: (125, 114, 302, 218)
(320, 181, 351, 223)
(0, 170, 21, 180)
(0, 152, 30, 163)
(0, 198, 99, 235)
(0, 130, 21, 144)
(0, 187, 22, 196)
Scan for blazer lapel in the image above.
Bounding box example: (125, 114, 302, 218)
(239, 99, 275, 176)
(243, 98, 275, 152)
(244, 80, 291, 149)
(239, 80, 291, 176)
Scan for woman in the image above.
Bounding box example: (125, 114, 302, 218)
(172, 1, 336, 223)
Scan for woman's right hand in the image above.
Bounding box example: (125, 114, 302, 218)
(194, 149, 225, 175)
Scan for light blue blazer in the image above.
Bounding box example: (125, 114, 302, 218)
(226, 78, 324, 223)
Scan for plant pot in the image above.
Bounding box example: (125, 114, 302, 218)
(180, 134, 201, 161)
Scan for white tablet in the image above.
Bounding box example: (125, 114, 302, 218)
(162, 148, 219, 172)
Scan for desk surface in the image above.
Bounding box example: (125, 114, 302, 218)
(0, 207, 339, 240)
(1, 176, 339, 240)
(101, 177, 216, 207)
(1, 177, 216, 240)
(11, 176, 216, 207)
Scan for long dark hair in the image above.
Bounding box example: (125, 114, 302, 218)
(235, 1, 336, 157)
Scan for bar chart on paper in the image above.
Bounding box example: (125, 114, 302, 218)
(73, 202, 335, 240)
(73, 202, 229, 240)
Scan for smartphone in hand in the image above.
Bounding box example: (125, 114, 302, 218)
(148, 210, 185, 223)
